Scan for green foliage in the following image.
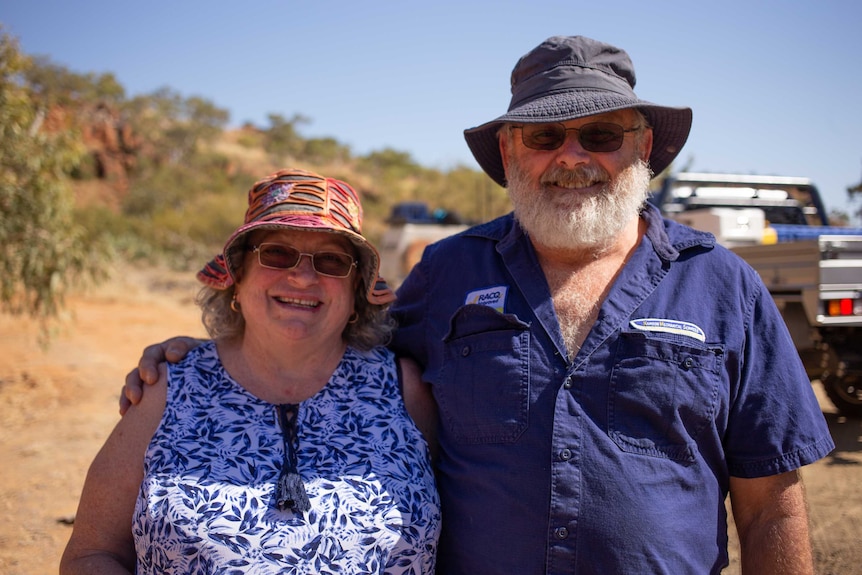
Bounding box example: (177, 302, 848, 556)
(358, 148, 420, 177)
(122, 87, 230, 167)
(849, 177, 862, 224)
(438, 165, 509, 223)
(0, 29, 512, 324)
(0, 30, 111, 325)
(25, 55, 126, 106)
(263, 113, 310, 160)
(302, 137, 351, 164)
(828, 210, 851, 227)
(118, 153, 252, 268)
(236, 126, 264, 148)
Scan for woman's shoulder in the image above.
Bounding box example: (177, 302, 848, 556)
(328, 346, 399, 399)
(344, 345, 396, 366)
(167, 340, 252, 402)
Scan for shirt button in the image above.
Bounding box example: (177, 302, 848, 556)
(555, 527, 569, 539)
(461, 345, 471, 357)
(683, 357, 694, 369)
(560, 449, 572, 461)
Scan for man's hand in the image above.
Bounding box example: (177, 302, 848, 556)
(119, 336, 205, 415)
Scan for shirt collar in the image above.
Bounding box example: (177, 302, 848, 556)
(641, 203, 715, 262)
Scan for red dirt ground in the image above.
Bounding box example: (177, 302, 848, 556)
(1, 265, 860, 574)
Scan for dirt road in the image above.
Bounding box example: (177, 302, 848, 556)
(0, 266, 859, 574)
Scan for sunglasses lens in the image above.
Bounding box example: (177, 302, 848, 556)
(578, 123, 625, 152)
(258, 244, 301, 269)
(313, 252, 355, 277)
(521, 124, 567, 150)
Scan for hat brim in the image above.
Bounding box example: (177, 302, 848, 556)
(464, 90, 692, 187)
(221, 218, 382, 303)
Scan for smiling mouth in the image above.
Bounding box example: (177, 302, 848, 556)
(547, 176, 607, 190)
(274, 296, 320, 309)
(541, 166, 609, 190)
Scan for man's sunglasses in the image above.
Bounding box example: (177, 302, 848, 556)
(511, 122, 642, 153)
(252, 243, 356, 278)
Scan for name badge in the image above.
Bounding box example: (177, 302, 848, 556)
(465, 286, 508, 313)
(630, 318, 706, 342)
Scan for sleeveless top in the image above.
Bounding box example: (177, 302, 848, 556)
(132, 341, 440, 574)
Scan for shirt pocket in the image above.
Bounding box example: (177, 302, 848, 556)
(436, 305, 530, 444)
(608, 330, 723, 462)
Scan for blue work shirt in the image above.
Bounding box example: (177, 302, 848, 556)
(390, 205, 834, 575)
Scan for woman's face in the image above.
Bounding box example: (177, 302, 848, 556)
(234, 229, 358, 347)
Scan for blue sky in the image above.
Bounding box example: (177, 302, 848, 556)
(3, 0, 861, 218)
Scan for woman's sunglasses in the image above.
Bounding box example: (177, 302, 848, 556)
(252, 243, 356, 278)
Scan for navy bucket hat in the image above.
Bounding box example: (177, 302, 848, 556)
(464, 35, 693, 187)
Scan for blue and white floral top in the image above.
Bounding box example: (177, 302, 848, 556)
(132, 341, 440, 574)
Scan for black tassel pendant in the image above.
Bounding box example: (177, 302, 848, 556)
(275, 403, 310, 513)
(276, 468, 311, 512)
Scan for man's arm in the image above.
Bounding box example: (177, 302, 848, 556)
(729, 470, 815, 574)
(120, 336, 205, 414)
(398, 356, 438, 463)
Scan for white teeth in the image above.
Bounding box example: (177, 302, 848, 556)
(558, 180, 597, 189)
(275, 296, 318, 308)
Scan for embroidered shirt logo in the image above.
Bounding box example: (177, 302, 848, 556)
(630, 318, 706, 342)
(465, 286, 508, 313)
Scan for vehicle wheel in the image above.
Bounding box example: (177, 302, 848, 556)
(822, 373, 862, 418)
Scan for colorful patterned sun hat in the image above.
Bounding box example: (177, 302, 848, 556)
(197, 168, 394, 305)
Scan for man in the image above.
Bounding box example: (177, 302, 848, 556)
(128, 36, 834, 573)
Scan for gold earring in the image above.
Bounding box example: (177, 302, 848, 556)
(348, 311, 359, 324)
(230, 294, 241, 312)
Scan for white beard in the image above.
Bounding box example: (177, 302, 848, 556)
(506, 155, 652, 254)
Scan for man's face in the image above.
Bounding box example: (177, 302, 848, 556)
(500, 109, 653, 253)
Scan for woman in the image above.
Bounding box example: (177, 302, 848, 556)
(60, 169, 441, 574)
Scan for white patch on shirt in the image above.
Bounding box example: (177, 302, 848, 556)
(465, 286, 508, 313)
(629, 318, 706, 342)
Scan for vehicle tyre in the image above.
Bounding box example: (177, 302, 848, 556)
(822, 372, 862, 419)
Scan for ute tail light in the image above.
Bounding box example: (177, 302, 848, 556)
(825, 298, 860, 317)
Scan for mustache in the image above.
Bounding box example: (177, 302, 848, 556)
(539, 165, 610, 188)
